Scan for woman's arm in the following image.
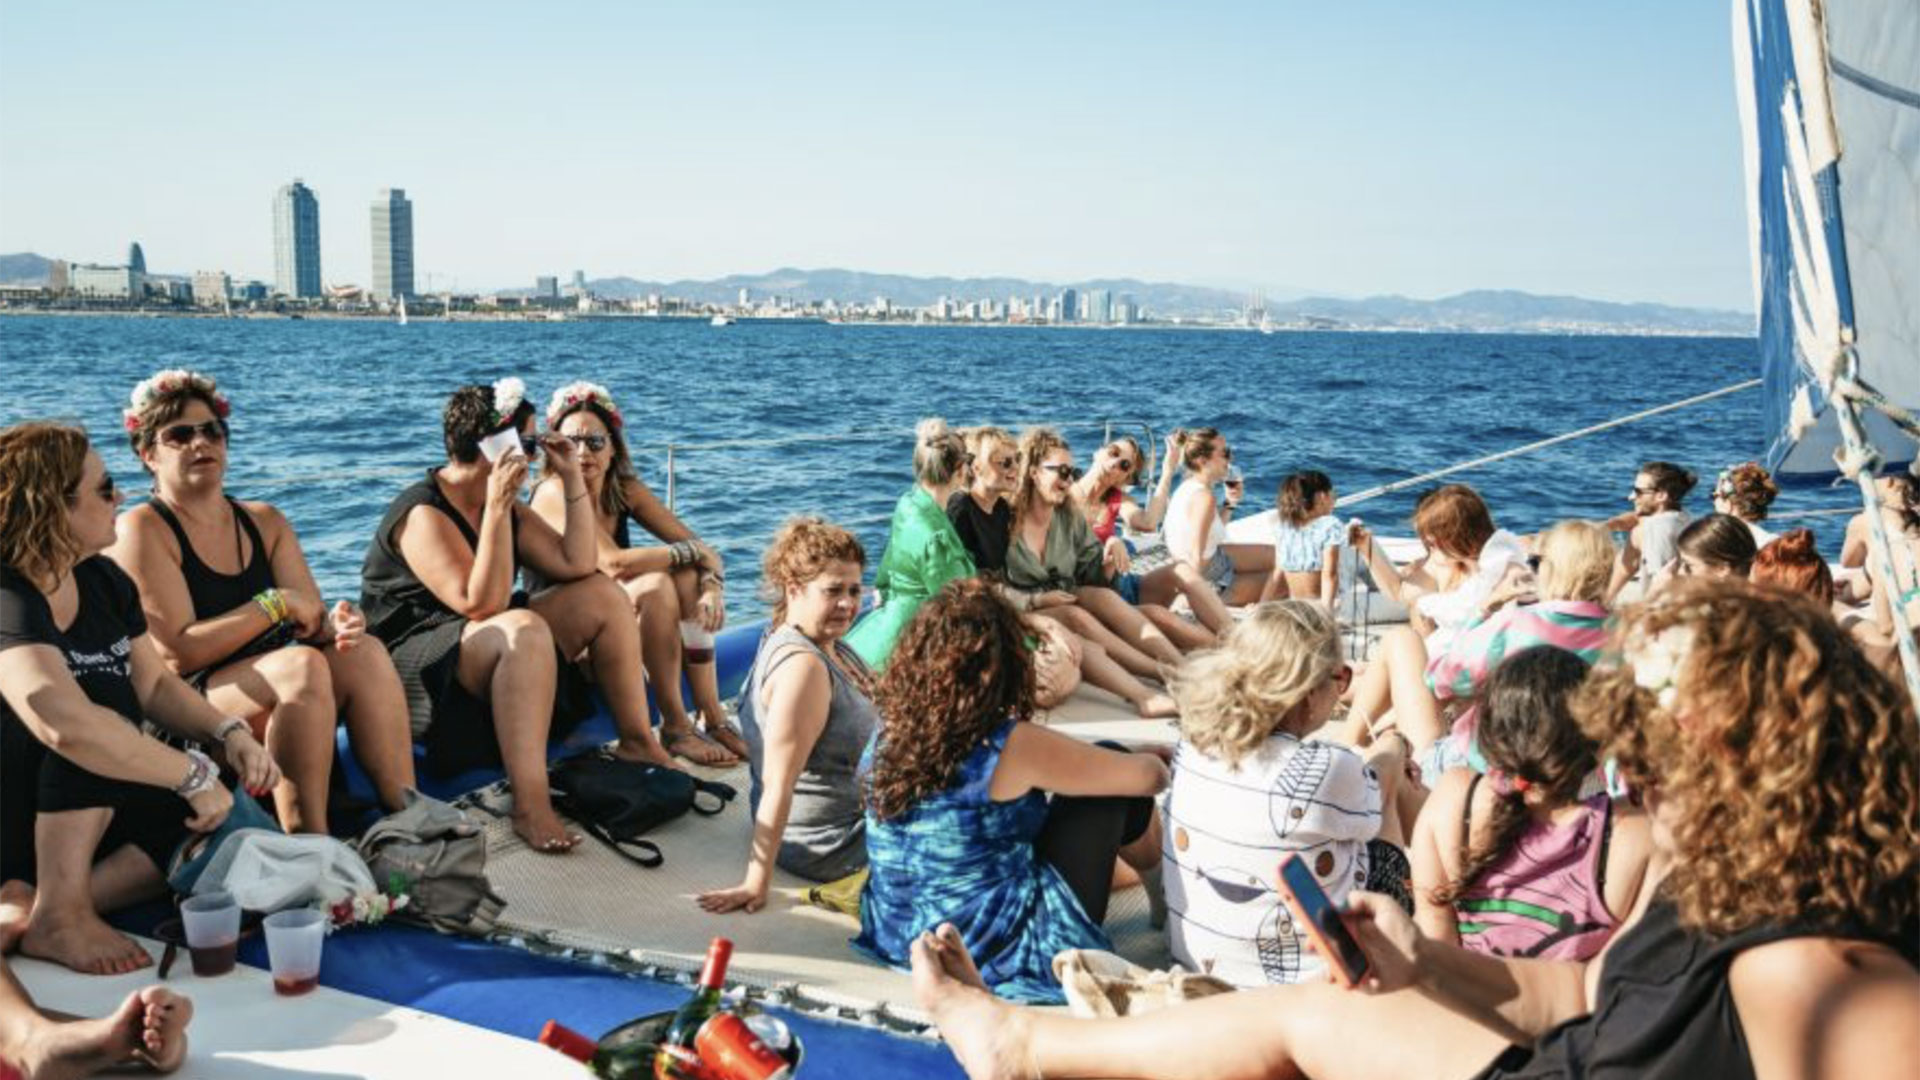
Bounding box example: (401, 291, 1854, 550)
(1175, 483, 1216, 567)
(1126, 435, 1181, 533)
(396, 492, 518, 620)
(0, 641, 198, 789)
(254, 503, 335, 642)
(697, 651, 831, 913)
(130, 635, 278, 795)
(1320, 544, 1341, 608)
(991, 722, 1167, 801)
(513, 440, 598, 583)
(1409, 770, 1471, 946)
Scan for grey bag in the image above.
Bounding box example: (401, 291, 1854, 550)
(354, 789, 506, 936)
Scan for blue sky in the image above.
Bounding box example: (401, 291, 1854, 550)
(0, 2, 1753, 309)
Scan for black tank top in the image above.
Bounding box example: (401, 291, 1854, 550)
(147, 496, 289, 678)
(1478, 895, 1918, 1079)
(361, 471, 522, 647)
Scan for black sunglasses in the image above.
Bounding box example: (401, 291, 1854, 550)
(158, 421, 226, 448)
(1040, 463, 1081, 481)
(565, 434, 610, 452)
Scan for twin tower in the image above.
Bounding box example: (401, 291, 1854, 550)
(273, 182, 414, 301)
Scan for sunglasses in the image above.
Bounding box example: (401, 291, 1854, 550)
(1039, 463, 1081, 481)
(158, 421, 226, 448)
(70, 475, 118, 506)
(565, 434, 610, 452)
(1631, 485, 1658, 496)
(991, 455, 1016, 470)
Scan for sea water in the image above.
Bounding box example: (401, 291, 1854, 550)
(0, 315, 1847, 619)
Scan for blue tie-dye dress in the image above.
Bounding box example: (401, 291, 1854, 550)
(853, 718, 1110, 1003)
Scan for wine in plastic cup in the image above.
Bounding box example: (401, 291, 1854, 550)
(179, 891, 241, 978)
(264, 908, 326, 996)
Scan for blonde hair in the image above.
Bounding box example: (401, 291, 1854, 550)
(960, 426, 1013, 487)
(1536, 520, 1613, 603)
(1171, 601, 1341, 767)
(912, 418, 968, 487)
(0, 423, 91, 588)
(1013, 427, 1070, 513)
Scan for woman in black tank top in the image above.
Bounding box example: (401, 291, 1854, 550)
(108, 371, 417, 832)
(912, 579, 1920, 1080)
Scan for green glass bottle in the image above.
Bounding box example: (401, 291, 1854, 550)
(538, 1019, 655, 1079)
(654, 937, 733, 1079)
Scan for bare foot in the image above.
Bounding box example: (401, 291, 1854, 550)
(703, 720, 750, 762)
(0, 879, 34, 953)
(912, 928, 1028, 1080)
(1134, 691, 1179, 720)
(16, 985, 193, 1080)
(21, 906, 153, 976)
(113, 986, 193, 1072)
(660, 727, 738, 768)
(611, 737, 691, 773)
(511, 807, 581, 855)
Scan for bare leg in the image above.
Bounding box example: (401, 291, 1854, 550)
(620, 572, 738, 766)
(669, 567, 748, 759)
(531, 575, 693, 767)
(913, 927, 1509, 1080)
(0, 962, 193, 1078)
(323, 638, 416, 812)
(456, 611, 576, 853)
(205, 645, 337, 833)
(1, 880, 35, 953)
(1139, 604, 1213, 651)
(1076, 640, 1178, 719)
(1075, 587, 1183, 667)
(19, 813, 155, 975)
(1033, 606, 1163, 679)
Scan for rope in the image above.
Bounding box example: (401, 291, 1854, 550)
(1334, 379, 1763, 509)
(1828, 363, 1920, 716)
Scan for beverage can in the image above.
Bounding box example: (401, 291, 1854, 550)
(694, 1013, 791, 1080)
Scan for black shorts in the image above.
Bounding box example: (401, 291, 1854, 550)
(1, 716, 193, 884)
(390, 617, 594, 778)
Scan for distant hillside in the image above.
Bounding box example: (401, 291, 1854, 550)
(1272, 289, 1754, 335)
(0, 253, 52, 285)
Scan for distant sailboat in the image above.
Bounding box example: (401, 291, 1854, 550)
(397, 295, 409, 326)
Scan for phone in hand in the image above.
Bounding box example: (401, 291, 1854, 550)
(478, 427, 525, 463)
(1277, 853, 1371, 988)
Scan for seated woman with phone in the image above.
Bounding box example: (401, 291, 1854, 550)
(360, 380, 679, 854)
(911, 579, 1919, 1080)
(109, 369, 417, 833)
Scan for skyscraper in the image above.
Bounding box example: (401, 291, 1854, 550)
(126, 242, 146, 274)
(370, 188, 415, 300)
(1059, 288, 1079, 324)
(273, 181, 322, 298)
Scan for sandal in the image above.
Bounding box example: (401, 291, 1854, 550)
(663, 728, 739, 767)
(703, 721, 750, 761)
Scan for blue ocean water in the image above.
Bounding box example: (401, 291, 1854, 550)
(0, 315, 1849, 618)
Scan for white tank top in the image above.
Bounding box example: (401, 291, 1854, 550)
(1166, 478, 1219, 564)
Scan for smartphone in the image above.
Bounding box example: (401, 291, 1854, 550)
(478, 427, 524, 463)
(1276, 853, 1371, 988)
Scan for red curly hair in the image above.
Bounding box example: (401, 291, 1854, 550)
(865, 579, 1037, 821)
(1749, 529, 1833, 605)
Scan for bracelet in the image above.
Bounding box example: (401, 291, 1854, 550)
(174, 748, 218, 798)
(566, 488, 590, 504)
(698, 568, 725, 587)
(254, 587, 288, 626)
(668, 540, 698, 568)
(212, 716, 250, 745)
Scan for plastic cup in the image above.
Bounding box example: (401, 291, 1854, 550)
(180, 891, 241, 977)
(263, 908, 326, 996)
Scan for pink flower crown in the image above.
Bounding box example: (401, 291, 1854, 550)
(546, 381, 623, 429)
(124, 369, 230, 433)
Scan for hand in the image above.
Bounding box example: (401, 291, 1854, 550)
(486, 452, 529, 514)
(1129, 741, 1176, 766)
(182, 782, 233, 833)
(692, 539, 723, 575)
(1647, 558, 1680, 597)
(281, 588, 328, 639)
(1336, 890, 1425, 994)
(223, 731, 281, 797)
(695, 581, 726, 633)
(1161, 433, 1182, 469)
(540, 433, 583, 482)
(1035, 590, 1077, 610)
(1103, 536, 1132, 577)
(696, 880, 769, 914)
(329, 600, 365, 652)
(1347, 522, 1373, 553)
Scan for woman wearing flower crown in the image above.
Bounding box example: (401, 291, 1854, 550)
(361, 379, 680, 853)
(109, 370, 415, 834)
(529, 381, 745, 766)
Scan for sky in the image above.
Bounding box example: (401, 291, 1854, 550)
(0, 1, 1755, 310)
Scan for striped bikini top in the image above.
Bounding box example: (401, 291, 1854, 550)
(1453, 776, 1618, 961)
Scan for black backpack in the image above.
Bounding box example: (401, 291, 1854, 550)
(548, 749, 736, 867)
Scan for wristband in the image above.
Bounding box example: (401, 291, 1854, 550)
(669, 540, 698, 568)
(254, 587, 288, 626)
(174, 748, 218, 798)
(212, 716, 250, 745)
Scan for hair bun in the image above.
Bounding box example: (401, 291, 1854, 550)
(915, 417, 950, 446)
(1773, 528, 1819, 560)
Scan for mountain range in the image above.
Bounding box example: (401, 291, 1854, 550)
(0, 253, 1753, 335)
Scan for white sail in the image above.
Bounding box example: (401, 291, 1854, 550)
(1735, 0, 1920, 477)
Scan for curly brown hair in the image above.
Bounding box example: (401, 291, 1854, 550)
(865, 579, 1037, 821)
(1750, 529, 1833, 605)
(1714, 462, 1778, 521)
(761, 517, 866, 625)
(1574, 578, 1918, 940)
(1012, 427, 1070, 515)
(0, 423, 91, 587)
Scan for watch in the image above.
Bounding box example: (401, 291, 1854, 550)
(212, 716, 250, 745)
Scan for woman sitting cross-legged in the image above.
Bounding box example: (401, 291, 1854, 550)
(855, 579, 1170, 1003)
(1162, 427, 1273, 608)
(0, 423, 280, 975)
(360, 379, 680, 855)
(1005, 428, 1204, 685)
(529, 381, 742, 766)
(912, 578, 1919, 1080)
(1163, 601, 1423, 989)
(1073, 435, 1229, 637)
(1258, 469, 1348, 610)
(696, 519, 875, 914)
(1411, 646, 1652, 961)
(109, 369, 416, 833)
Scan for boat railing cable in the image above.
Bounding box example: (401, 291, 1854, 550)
(1334, 379, 1764, 510)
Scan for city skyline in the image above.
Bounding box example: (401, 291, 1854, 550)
(0, 2, 1752, 310)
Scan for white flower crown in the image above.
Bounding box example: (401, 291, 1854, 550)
(546, 381, 623, 428)
(490, 377, 527, 428)
(124, 369, 230, 433)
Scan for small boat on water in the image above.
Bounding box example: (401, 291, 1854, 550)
(710, 314, 733, 326)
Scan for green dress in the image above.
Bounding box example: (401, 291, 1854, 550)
(846, 486, 978, 669)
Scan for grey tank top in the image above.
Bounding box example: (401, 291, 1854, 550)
(738, 625, 879, 882)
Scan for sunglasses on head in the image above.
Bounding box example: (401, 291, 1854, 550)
(1040, 463, 1081, 481)
(565, 433, 609, 452)
(158, 421, 226, 448)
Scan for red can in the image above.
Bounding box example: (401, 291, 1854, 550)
(693, 1013, 792, 1080)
